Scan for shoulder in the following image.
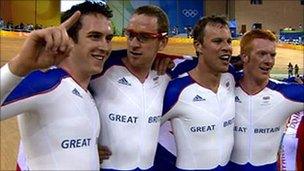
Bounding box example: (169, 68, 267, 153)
(267, 79, 304, 102)
(3, 68, 69, 105)
(169, 57, 198, 79)
(162, 75, 194, 115)
(166, 74, 195, 96)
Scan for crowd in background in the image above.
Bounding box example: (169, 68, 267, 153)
(279, 24, 304, 45)
(0, 17, 43, 33)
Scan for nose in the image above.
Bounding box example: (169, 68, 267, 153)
(222, 41, 232, 54)
(128, 36, 141, 47)
(97, 38, 111, 52)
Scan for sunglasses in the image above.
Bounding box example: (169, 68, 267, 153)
(124, 29, 167, 43)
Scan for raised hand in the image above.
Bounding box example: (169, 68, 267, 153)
(8, 11, 81, 76)
(98, 145, 112, 164)
(153, 53, 179, 75)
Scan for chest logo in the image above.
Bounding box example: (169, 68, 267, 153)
(72, 88, 83, 98)
(263, 96, 270, 100)
(225, 81, 230, 87)
(153, 77, 159, 81)
(193, 95, 206, 102)
(261, 96, 271, 106)
(118, 77, 131, 86)
(235, 96, 241, 103)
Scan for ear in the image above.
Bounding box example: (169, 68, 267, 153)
(241, 53, 249, 63)
(194, 40, 203, 55)
(158, 37, 168, 51)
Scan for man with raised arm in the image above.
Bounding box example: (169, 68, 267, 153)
(1, 1, 113, 170)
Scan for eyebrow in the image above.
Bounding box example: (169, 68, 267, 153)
(87, 31, 103, 35)
(87, 31, 113, 37)
(211, 37, 232, 41)
(258, 50, 277, 55)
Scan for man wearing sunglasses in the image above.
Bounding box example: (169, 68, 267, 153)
(90, 5, 173, 171)
(7, 4, 193, 170)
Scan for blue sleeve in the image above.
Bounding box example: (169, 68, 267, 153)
(268, 80, 304, 102)
(282, 77, 296, 83)
(228, 65, 243, 82)
(162, 76, 194, 115)
(2, 69, 68, 106)
(169, 58, 198, 79)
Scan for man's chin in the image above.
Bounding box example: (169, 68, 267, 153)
(220, 66, 229, 73)
(92, 67, 103, 75)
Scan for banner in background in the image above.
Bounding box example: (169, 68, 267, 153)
(108, 0, 204, 35)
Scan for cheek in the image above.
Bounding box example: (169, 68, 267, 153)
(204, 46, 219, 56)
(143, 44, 157, 55)
(249, 55, 259, 64)
(75, 42, 90, 52)
(246, 62, 257, 71)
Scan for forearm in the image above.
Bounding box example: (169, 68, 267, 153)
(0, 63, 23, 103)
(8, 54, 34, 77)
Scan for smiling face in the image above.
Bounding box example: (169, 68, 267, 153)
(194, 23, 232, 74)
(125, 14, 167, 70)
(243, 38, 276, 82)
(71, 13, 113, 76)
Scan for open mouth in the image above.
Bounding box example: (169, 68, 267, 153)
(219, 55, 231, 61)
(129, 51, 142, 56)
(259, 67, 272, 72)
(91, 54, 105, 61)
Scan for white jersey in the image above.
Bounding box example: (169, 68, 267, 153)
(230, 79, 304, 171)
(1, 67, 100, 170)
(90, 56, 171, 171)
(0, 64, 22, 103)
(159, 72, 235, 170)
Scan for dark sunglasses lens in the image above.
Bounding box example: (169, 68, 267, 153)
(125, 30, 137, 40)
(138, 33, 152, 42)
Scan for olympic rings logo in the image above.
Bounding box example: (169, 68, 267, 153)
(182, 9, 198, 18)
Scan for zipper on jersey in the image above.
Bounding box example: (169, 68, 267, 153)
(248, 95, 253, 161)
(138, 83, 146, 165)
(216, 93, 223, 164)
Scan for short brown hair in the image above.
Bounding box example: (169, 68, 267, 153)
(240, 29, 277, 55)
(192, 15, 228, 44)
(61, 1, 112, 43)
(133, 5, 169, 34)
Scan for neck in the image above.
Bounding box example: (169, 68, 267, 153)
(58, 63, 91, 90)
(122, 57, 150, 83)
(240, 74, 269, 95)
(189, 65, 221, 93)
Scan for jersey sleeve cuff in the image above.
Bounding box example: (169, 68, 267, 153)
(1, 63, 23, 99)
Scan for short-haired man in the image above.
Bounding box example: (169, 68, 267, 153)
(1, 1, 113, 170)
(229, 29, 304, 171)
(90, 5, 171, 171)
(156, 15, 235, 170)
